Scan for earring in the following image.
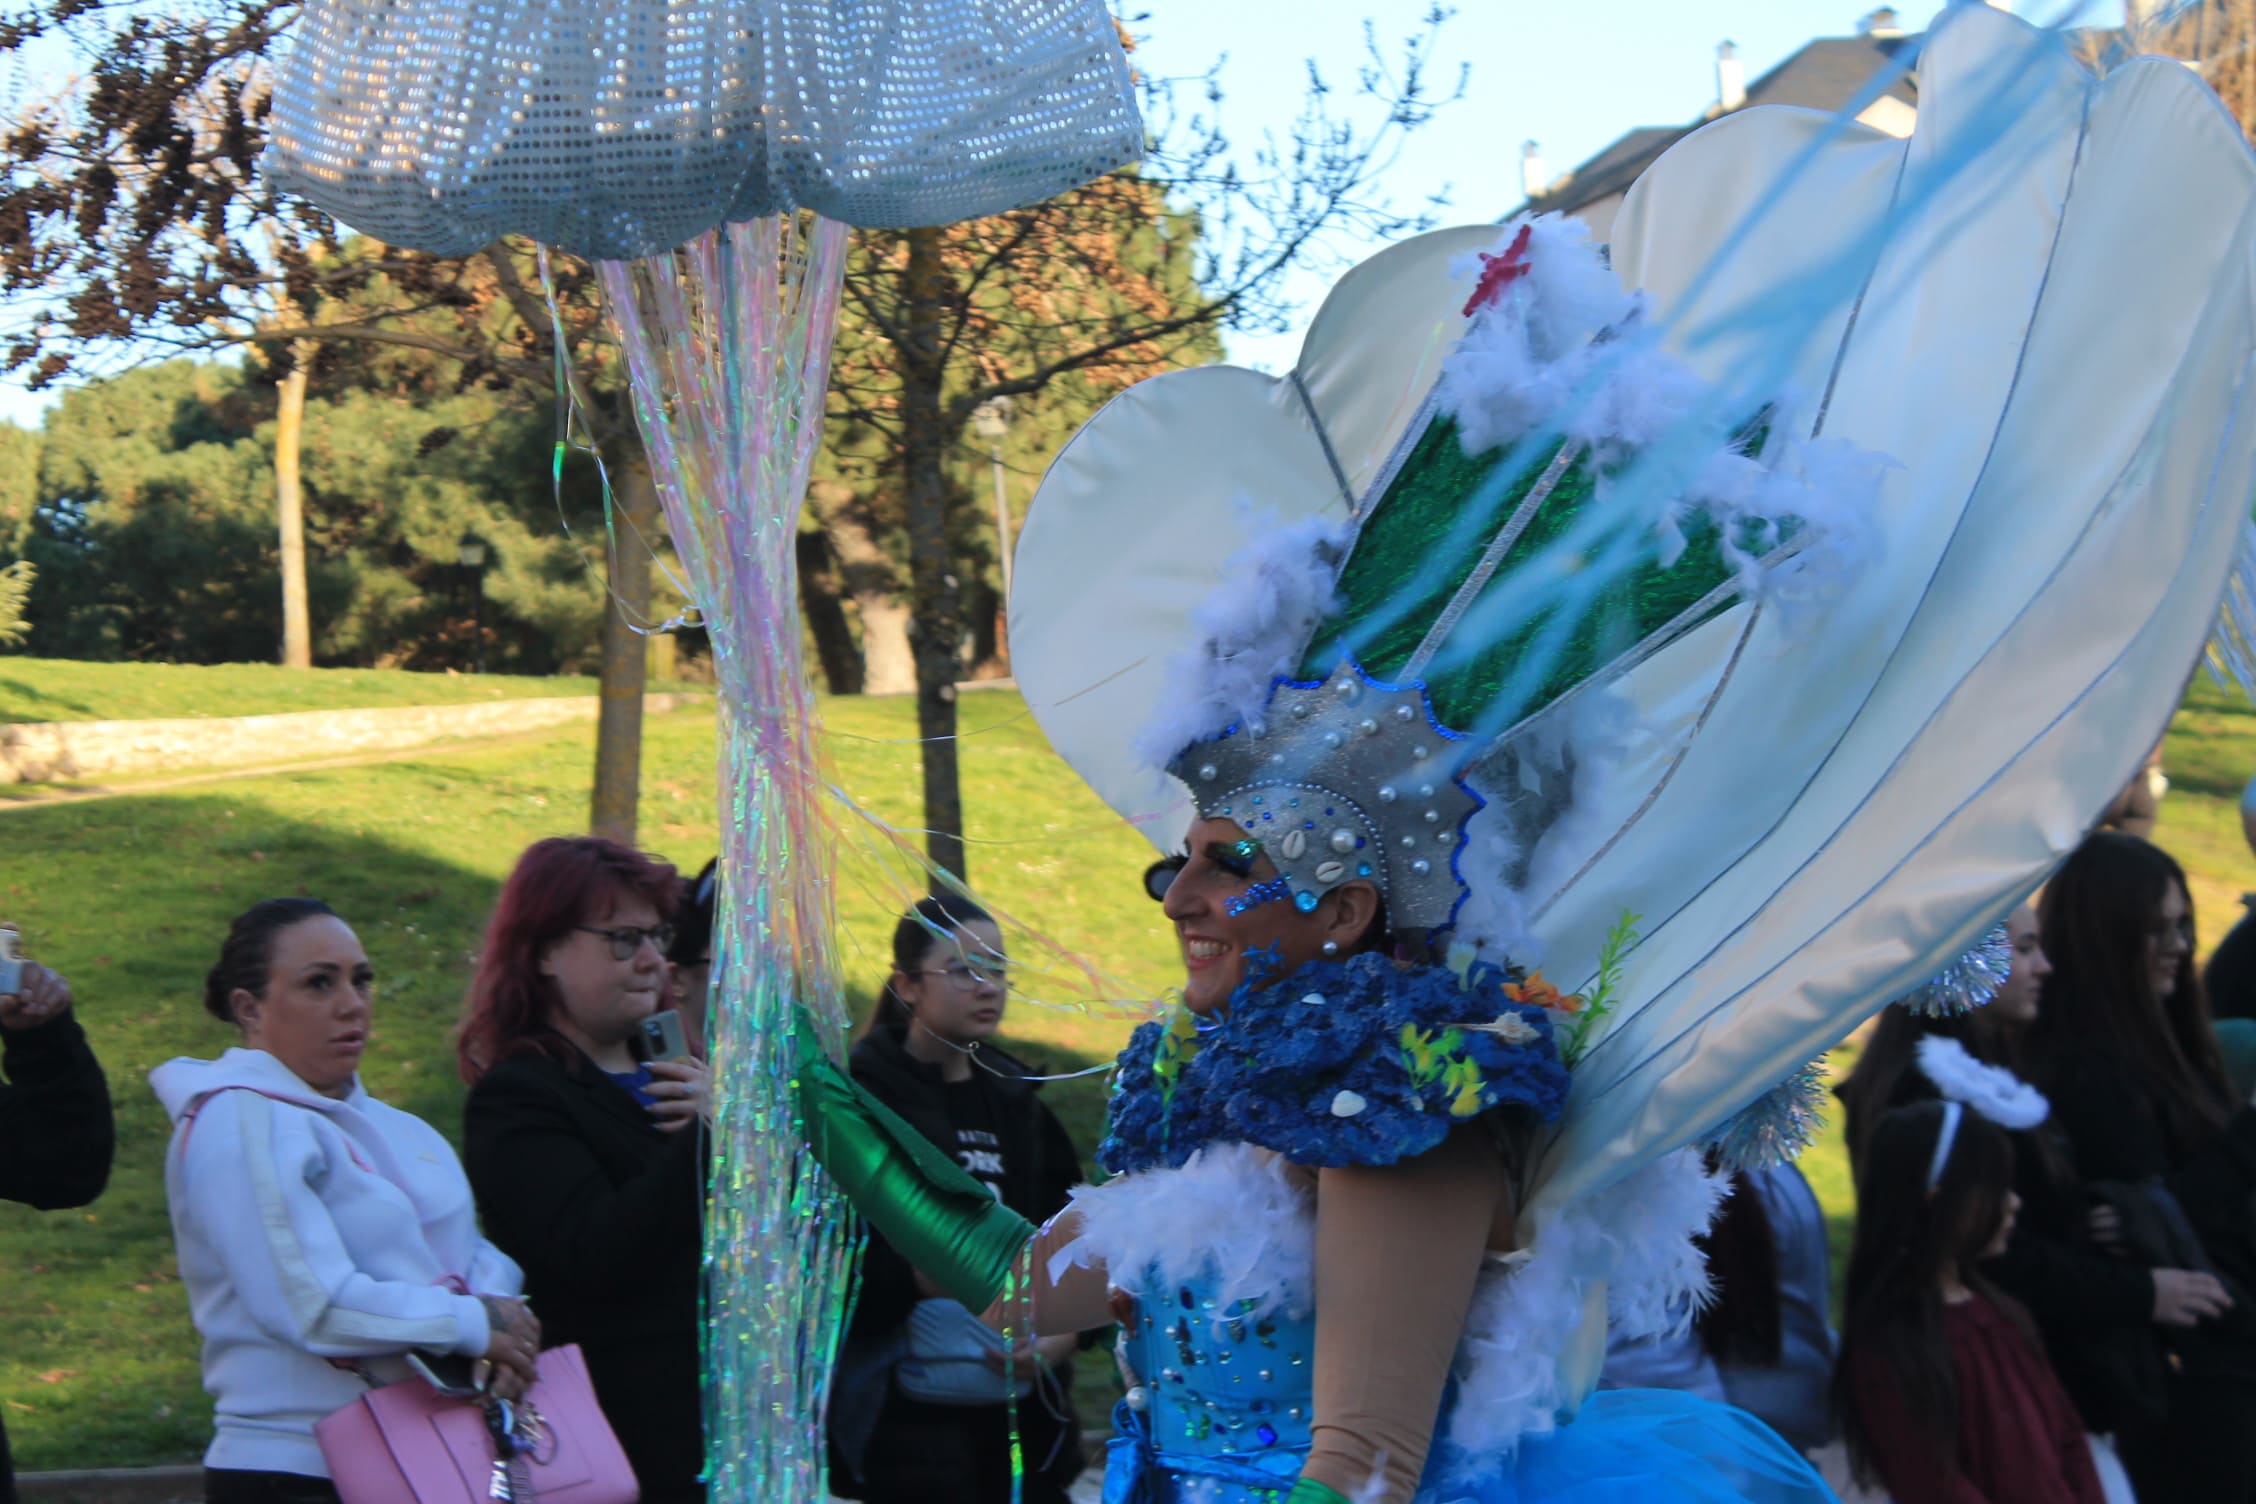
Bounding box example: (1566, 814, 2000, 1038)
(1321, 941, 1339, 957)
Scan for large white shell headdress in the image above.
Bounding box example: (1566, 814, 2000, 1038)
(1010, 5, 2256, 1224)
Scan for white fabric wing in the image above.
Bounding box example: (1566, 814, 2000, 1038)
(1532, 8, 2256, 1219)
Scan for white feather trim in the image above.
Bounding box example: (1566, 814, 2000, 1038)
(1601, 1149, 1729, 1340)
(1915, 1035, 2050, 1131)
(1442, 1149, 1724, 1460)
(1135, 503, 1350, 769)
(1437, 216, 1889, 642)
(1047, 1142, 1315, 1320)
(1446, 800, 1536, 964)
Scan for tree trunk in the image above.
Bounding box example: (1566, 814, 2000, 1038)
(899, 227, 968, 884)
(591, 454, 659, 844)
(809, 480, 914, 694)
(858, 597, 916, 695)
(274, 338, 315, 669)
(796, 524, 864, 694)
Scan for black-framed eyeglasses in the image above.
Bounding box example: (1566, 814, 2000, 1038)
(1144, 854, 1186, 902)
(575, 923, 675, 961)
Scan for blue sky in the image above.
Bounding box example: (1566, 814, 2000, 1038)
(1125, 0, 2125, 372)
(0, 0, 2126, 427)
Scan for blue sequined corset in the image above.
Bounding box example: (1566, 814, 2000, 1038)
(1107, 1276, 1319, 1503)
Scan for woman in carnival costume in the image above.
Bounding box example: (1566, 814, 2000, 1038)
(795, 9, 2256, 1501)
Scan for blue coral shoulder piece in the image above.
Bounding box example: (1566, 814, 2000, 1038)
(1099, 948, 1570, 1176)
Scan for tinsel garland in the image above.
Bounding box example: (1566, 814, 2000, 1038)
(1707, 1059, 1828, 1173)
(1903, 922, 2014, 1017)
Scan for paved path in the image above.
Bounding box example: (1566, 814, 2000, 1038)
(0, 712, 698, 814)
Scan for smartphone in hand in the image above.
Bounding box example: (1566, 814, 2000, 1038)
(407, 1349, 483, 1398)
(639, 1008, 690, 1063)
(0, 924, 23, 998)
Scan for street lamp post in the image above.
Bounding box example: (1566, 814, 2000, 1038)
(457, 530, 488, 674)
(970, 397, 1014, 601)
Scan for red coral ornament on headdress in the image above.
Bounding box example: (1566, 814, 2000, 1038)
(1461, 223, 1534, 317)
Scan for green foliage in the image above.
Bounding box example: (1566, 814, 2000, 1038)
(21, 359, 612, 670)
(0, 559, 31, 647)
(0, 423, 38, 554)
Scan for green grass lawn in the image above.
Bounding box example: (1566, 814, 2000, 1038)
(3, 670, 2253, 1470)
(0, 657, 710, 725)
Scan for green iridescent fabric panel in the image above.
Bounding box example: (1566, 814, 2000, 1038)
(1302, 411, 1777, 734)
(1301, 414, 1535, 712)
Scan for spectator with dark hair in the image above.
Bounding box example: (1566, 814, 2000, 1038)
(459, 837, 707, 1504)
(0, 925, 112, 1504)
(828, 894, 1087, 1504)
(666, 857, 718, 1056)
(1836, 903, 2050, 1181)
(152, 899, 535, 1504)
(2203, 774, 2256, 1023)
(2023, 831, 2256, 1500)
(1835, 1101, 2106, 1504)
(1704, 1161, 1836, 1455)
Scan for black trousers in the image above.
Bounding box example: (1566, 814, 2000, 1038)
(203, 1469, 343, 1504)
(2119, 1372, 2256, 1504)
(851, 1382, 1084, 1504)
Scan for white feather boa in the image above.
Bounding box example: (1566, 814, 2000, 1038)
(1051, 1140, 1726, 1457)
(1048, 1142, 1316, 1321)
(1915, 1035, 2050, 1130)
(1442, 1148, 1726, 1459)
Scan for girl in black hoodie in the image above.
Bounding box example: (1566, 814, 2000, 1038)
(829, 895, 1088, 1504)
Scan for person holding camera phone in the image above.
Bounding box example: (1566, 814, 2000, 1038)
(459, 837, 711, 1504)
(665, 857, 717, 1059)
(0, 924, 114, 1504)
(150, 899, 537, 1504)
(827, 895, 1088, 1504)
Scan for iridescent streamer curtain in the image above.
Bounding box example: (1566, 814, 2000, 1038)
(598, 217, 852, 1499)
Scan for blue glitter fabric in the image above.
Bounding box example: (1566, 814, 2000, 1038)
(1105, 1269, 1837, 1504)
(1099, 949, 1571, 1176)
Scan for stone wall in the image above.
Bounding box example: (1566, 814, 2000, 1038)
(0, 694, 703, 784)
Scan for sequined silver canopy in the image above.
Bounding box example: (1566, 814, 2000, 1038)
(267, 0, 1143, 259)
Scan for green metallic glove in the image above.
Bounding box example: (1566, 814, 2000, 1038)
(791, 1010, 1034, 1311)
(1284, 1480, 1353, 1504)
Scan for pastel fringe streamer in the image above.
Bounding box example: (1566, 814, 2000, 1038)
(598, 213, 855, 1502)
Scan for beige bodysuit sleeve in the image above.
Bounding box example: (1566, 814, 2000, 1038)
(1298, 1124, 1516, 1503)
(976, 1208, 1118, 1338)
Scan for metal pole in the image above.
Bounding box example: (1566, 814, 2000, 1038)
(989, 442, 1013, 599)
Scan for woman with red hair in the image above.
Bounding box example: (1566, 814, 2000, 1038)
(460, 836, 710, 1503)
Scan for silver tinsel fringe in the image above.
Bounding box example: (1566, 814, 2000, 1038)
(1903, 922, 2013, 1017)
(1709, 1059, 1828, 1173)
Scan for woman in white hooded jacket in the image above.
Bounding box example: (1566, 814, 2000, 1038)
(151, 898, 540, 1504)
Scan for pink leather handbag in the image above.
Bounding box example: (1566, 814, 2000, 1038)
(314, 1343, 638, 1504)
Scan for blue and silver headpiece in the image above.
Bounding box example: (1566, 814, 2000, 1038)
(1168, 664, 1480, 933)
